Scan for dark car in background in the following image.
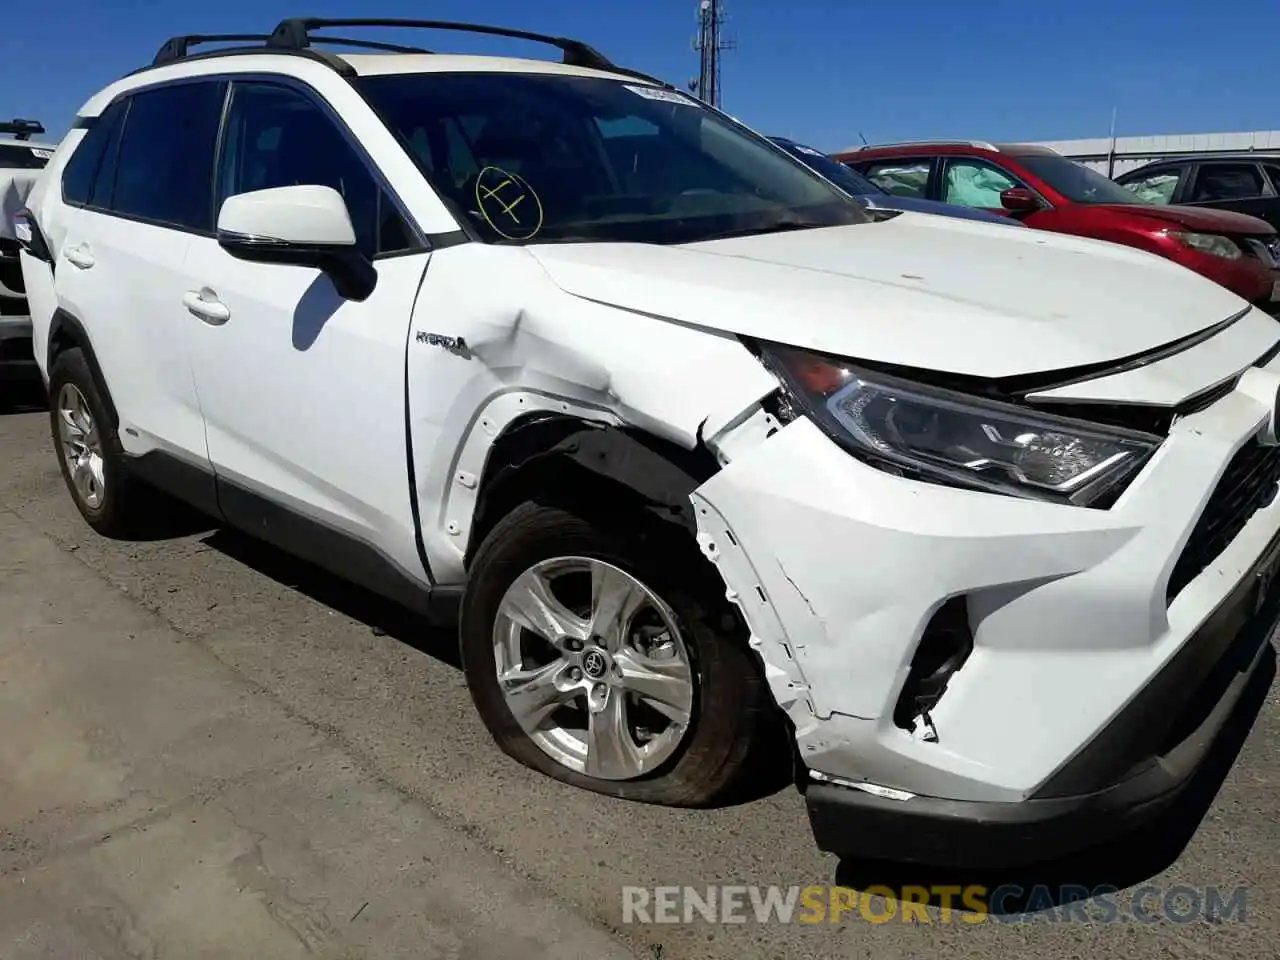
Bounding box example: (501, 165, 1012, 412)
(837, 140, 1280, 311)
(768, 137, 1018, 226)
(1115, 154, 1280, 234)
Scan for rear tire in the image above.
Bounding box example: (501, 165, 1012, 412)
(47, 347, 147, 538)
(460, 500, 778, 807)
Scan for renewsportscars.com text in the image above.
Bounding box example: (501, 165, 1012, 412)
(621, 884, 1249, 925)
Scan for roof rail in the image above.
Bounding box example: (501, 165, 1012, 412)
(856, 139, 999, 152)
(267, 17, 616, 70)
(0, 119, 45, 141)
(151, 32, 430, 67)
(142, 19, 675, 89)
(269, 18, 675, 86)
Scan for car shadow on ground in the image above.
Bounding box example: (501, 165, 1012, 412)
(194, 521, 797, 804)
(0, 376, 47, 415)
(832, 646, 1277, 915)
(199, 525, 463, 669)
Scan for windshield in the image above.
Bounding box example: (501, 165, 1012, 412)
(0, 143, 50, 170)
(356, 73, 869, 245)
(768, 139, 883, 197)
(1016, 154, 1148, 205)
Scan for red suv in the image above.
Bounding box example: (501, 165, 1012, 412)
(836, 140, 1280, 312)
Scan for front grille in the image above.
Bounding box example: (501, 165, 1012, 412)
(1242, 236, 1280, 267)
(1167, 439, 1280, 602)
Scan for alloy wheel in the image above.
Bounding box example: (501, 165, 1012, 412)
(56, 382, 106, 510)
(492, 556, 696, 780)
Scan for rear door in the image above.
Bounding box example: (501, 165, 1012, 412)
(48, 79, 225, 469)
(16, 109, 130, 378)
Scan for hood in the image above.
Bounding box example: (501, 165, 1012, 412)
(1091, 202, 1274, 235)
(527, 213, 1251, 379)
(863, 193, 1018, 226)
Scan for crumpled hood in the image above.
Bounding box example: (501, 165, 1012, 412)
(1092, 202, 1274, 235)
(527, 213, 1251, 379)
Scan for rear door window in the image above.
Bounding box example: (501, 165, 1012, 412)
(110, 80, 226, 232)
(1189, 163, 1267, 202)
(861, 159, 931, 198)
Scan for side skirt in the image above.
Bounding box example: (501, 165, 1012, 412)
(126, 450, 463, 626)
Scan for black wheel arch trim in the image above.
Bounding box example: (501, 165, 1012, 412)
(47, 308, 119, 430)
(464, 413, 722, 566)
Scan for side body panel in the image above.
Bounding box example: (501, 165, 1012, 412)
(53, 209, 208, 463)
(401, 242, 779, 585)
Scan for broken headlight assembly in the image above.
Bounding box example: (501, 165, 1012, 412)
(759, 343, 1162, 508)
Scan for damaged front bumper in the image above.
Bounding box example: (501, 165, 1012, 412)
(804, 562, 1276, 867)
(694, 377, 1280, 866)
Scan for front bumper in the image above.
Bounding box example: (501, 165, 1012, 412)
(805, 547, 1277, 866)
(693, 344, 1280, 863)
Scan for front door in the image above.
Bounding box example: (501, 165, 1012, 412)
(937, 156, 1025, 220)
(183, 78, 433, 587)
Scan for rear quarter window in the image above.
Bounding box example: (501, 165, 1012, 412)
(61, 100, 129, 206)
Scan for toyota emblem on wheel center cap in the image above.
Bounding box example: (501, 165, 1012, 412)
(581, 649, 609, 679)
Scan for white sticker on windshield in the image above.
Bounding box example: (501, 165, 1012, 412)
(30, 148, 52, 160)
(794, 145, 825, 157)
(624, 84, 696, 106)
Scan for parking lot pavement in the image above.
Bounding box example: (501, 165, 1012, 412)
(0, 497, 639, 959)
(2, 383, 1279, 960)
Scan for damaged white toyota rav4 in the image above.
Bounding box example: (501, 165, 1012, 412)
(19, 18, 1280, 866)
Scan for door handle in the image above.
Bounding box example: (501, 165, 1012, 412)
(63, 244, 94, 269)
(183, 289, 231, 325)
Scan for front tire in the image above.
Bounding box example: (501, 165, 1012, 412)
(47, 347, 146, 538)
(460, 501, 777, 807)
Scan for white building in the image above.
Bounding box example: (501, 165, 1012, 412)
(1028, 130, 1280, 177)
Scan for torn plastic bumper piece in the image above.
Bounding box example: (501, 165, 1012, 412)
(804, 557, 1280, 868)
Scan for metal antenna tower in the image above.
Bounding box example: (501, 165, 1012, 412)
(689, 0, 734, 108)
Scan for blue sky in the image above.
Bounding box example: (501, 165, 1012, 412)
(3, 0, 1275, 150)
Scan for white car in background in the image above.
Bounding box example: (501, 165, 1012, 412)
(1, 119, 53, 379)
(17, 18, 1280, 867)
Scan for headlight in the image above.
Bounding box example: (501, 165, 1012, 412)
(761, 344, 1161, 507)
(1168, 231, 1242, 260)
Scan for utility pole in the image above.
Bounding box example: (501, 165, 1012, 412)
(1106, 106, 1118, 178)
(689, 0, 734, 108)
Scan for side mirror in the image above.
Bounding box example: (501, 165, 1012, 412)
(216, 185, 376, 301)
(999, 187, 1041, 212)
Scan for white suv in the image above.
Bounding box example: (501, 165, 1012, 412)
(19, 18, 1280, 867)
(1, 119, 53, 378)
